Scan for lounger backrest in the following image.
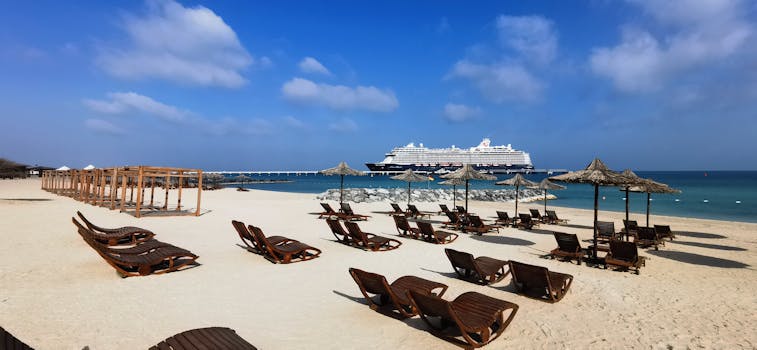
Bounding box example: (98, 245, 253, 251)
(349, 268, 392, 296)
(529, 209, 541, 218)
(72, 217, 110, 245)
(231, 220, 258, 248)
(554, 232, 580, 252)
(497, 211, 510, 220)
(341, 203, 355, 215)
(623, 220, 638, 231)
(445, 211, 460, 224)
(546, 210, 557, 219)
(417, 222, 435, 237)
(456, 206, 466, 213)
(321, 203, 335, 213)
(408, 204, 419, 213)
(469, 215, 484, 227)
(445, 248, 477, 271)
(510, 260, 550, 289)
(391, 203, 403, 212)
(610, 240, 638, 261)
(654, 225, 671, 235)
(519, 213, 532, 223)
(439, 204, 449, 212)
(248, 226, 272, 253)
(76, 211, 99, 231)
(326, 219, 348, 237)
(393, 215, 411, 231)
(0, 326, 34, 350)
(407, 289, 455, 321)
(637, 226, 657, 240)
(344, 222, 367, 244)
(596, 221, 615, 236)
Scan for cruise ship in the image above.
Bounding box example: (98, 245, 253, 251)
(365, 138, 534, 173)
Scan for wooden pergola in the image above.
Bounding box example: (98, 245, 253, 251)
(42, 166, 203, 218)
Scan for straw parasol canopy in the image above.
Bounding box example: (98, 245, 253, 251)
(618, 169, 646, 226)
(530, 178, 566, 214)
(319, 161, 365, 205)
(495, 173, 537, 221)
(390, 169, 429, 205)
(439, 178, 465, 208)
(83, 164, 95, 170)
(628, 179, 681, 227)
(56, 165, 71, 171)
(550, 158, 645, 258)
(234, 174, 252, 183)
(441, 164, 496, 212)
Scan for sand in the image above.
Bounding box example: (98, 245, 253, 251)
(1, 178, 755, 349)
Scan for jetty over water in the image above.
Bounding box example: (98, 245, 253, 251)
(206, 169, 568, 176)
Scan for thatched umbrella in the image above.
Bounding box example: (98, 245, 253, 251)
(390, 169, 429, 205)
(530, 178, 566, 214)
(495, 173, 537, 220)
(234, 174, 252, 183)
(628, 180, 681, 227)
(619, 169, 646, 226)
(440, 164, 496, 212)
(550, 158, 643, 259)
(319, 162, 364, 205)
(439, 178, 465, 208)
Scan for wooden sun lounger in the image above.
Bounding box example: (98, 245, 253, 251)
(344, 222, 402, 251)
(443, 211, 464, 230)
(596, 221, 618, 242)
(438, 204, 452, 215)
(390, 203, 405, 216)
(551, 232, 584, 265)
(326, 218, 354, 245)
(622, 219, 639, 236)
(149, 327, 257, 350)
(654, 225, 675, 241)
(605, 240, 646, 274)
(73, 218, 198, 277)
(340, 203, 371, 220)
(516, 213, 537, 230)
(319, 203, 365, 221)
(249, 226, 321, 264)
(463, 215, 500, 235)
(407, 204, 432, 219)
(444, 248, 509, 285)
(456, 206, 467, 214)
(545, 210, 568, 225)
(231, 220, 289, 255)
(1, 326, 34, 350)
(76, 211, 155, 245)
(509, 260, 573, 303)
(417, 222, 458, 244)
(495, 211, 513, 226)
(407, 290, 518, 349)
(635, 226, 663, 250)
(393, 215, 421, 239)
(529, 209, 545, 223)
(348, 267, 448, 319)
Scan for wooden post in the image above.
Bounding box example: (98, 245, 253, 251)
(135, 167, 144, 218)
(120, 174, 128, 212)
(177, 170, 183, 211)
(150, 177, 155, 207)
(195, 170, 203, 216)
(164, 174, 169, 210)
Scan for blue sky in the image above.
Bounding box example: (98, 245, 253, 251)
(1, 0, 756, 171)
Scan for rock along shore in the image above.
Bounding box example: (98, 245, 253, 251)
(316, 188, 556, 203)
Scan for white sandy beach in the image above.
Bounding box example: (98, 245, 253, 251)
(1, 178, 756, 349)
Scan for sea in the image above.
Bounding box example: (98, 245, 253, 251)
(229, 171, 757, 223)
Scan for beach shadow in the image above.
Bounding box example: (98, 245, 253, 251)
(675, 231, 727, 239)
(560, 224, 594, 229)
(419, 267, 460, 280)
(647, 250, 749, 268)
(469, 235, 535, 246)
(518, 228, 553, 235)
(669, 240, 746, 251)
(0, 198, 52, 201)
(332, 290, 369, 305)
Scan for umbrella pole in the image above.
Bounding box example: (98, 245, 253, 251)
(453, 185, 456, 208)
(593, 183, 599, 259)
(625, 187, 630, 241)
(646, 192, 651, 227)
(544, 189, 547, 214)
(465, 180, 469, 212)
(407, 182, 411, 205)
(340, 174, 344, 205)
(515, 185, 519, 218)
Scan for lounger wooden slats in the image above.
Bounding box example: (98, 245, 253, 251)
(390, 203, 405, 216)
(393, 215, 421, 238)
(438, 204, 451, 215)
(550, 232, 584, 265)
(654, 225, 675, 241)
(1, 326, 34, 350)
(444, 248, 509, 285)
(417, 222, 459, 244)
(231, 220, 288, 254)
(249, 226, 321, 264)
(76, 211, 155, 245)
(463, 215, 500, 235)
(545, 210, 568, 225)
(407, 290, 518, 349)
(407, 204, 432, 219)
(516, 214, 536, 230)
(340, 203, 370, 220)
(495, 211, 513, 226)
(344, 222, 402, 251)
(326, 218, 353, 245)
(456, 206, 467, 214)
(72, 218, 198, 277)
(319, 203, 364, 221)
(622, 219, 639, 236)
(509, 260, 573, 303)
(348, 268, 448, 319)
(529, 209, 545, 223)
(443, 211, 464, 230)
(605, 240, 645, 274)
(596, 221, 617, 242)
(635, 226, 662, 250)
(149, 327, 256, 350)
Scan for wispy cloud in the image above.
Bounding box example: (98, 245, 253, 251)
(83, 92, 189, 122)
(328, 118, 358, 132)
(496, 15, 557, 65)
(281, 77, 399, 112)
(84, 118, 126, 135)
(443, 103, 481, 122)
(96, 0, 254, 88)
(298, 57, 331, 75)
(448, 61, 543, 103)
(282, 115, 308, 129)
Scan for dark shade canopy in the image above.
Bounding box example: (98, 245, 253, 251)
(390, 169, 430, 205)
(495, 174, 538, 221)
(619, 169, 646, 228)
(529, 178, 566, 213)
(439, 178, 465, 208)
(441, 164, 496, 211)
(319, 161, 365, 205)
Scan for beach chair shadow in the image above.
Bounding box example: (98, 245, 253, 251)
(332, 289, 370, 305)
(647, 250, 749, 268)
(674, 231, 727, 239)
(418, 267, 462, 280)
(560, 223, 594, 229)
(469, 235, 535, 246)
(668, 240, 746, 251)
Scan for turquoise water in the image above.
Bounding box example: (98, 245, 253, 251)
(229, 171, 757, 223)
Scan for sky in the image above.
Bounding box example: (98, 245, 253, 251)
(1, 0, 756, 171)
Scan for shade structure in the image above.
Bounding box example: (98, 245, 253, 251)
(549, 158, 645, 259)
(319, 161, 365, 205)
(529, 178, 566, 214)
(390, 169, 430, 205)
(439, 178, 465, 208)
(83, 164, 95, 170)
(495, 173, 537, 222)
(619, 169, 646, 230)
(440, 164, 496, 212)
(56, 165, 71, 171)
(234, 174, 252, 183)
(628, 180, 681, 227)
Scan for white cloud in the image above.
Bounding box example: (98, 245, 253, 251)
(84, 119, 126, 135)
(590, 0, 753, 93)
(443, 103, 481, 122)
(97, 0, 253, 88)
(448, 60, 544, 103)
(298, 57, 331, 75)
(281, 77, 399, 112)
(203, 117, 273, 136)
(83, 92, 188, 122)
(328, 118, 358, 132)
(496, 15, 557, 64)
(283, 116, 307, 129)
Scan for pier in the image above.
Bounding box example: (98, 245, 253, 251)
(206, 169, 568, 176)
